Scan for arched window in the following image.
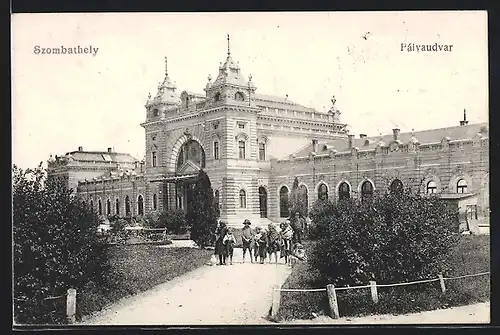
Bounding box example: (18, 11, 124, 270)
(214, 92, 221, 102)
(318, 183, 328, 201)
(390, 179, 404, 195)
(90, 200, 94, 211)
(213, 140, 220, 160)
(235, 92, 245, 101)
(279, 186, 290, 217)
(239, 189, 246, 208)
(214, 189, 220, 209)
(153, 194, 157, 210)
(299, 185, 308, 214)
(107, 199, 111, 215)
(116, 198, 120, 215)
(137, 195, 144, 216)
(238, 140, 246, 159)
(361, 181, 374, 203)
(338, 182, 350, 201)
(426, 181, 437, 194)
(98, 199, 102, 216)
(125, 195, 131, 216)
(457, 179, 468, 193)
(258, 142, 266, 161)
(153, 109, 159, 117)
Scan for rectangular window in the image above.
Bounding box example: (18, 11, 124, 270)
(238, 122, 246, 129)
(259, 142, 266, 161)
(238, 141, 246, 159)
(467, 205, 478, 220)
(152, 151, 157, 167)
(214, 141, 220, 160)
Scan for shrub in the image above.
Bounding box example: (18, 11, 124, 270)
(141, 212, 161, 228)
(13, 164, 109, 324)
(308, 199, 335, 240)
(162, 208, 186, 234)
(309, 190, 459, 287)
(187, 170, 218, 248)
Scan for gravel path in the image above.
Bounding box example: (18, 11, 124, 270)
(81, 247, 291, 325)
(281, 302, 490, 324)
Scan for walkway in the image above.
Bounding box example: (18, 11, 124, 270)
(81, 248, 291, 325)
(282, 302, 490, 324)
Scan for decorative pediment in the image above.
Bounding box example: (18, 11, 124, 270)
(177, 160, 201, 175)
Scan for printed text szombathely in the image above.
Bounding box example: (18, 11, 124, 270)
(33, 45, 99, 56)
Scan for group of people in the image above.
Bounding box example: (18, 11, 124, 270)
(213, 212, 308, 266)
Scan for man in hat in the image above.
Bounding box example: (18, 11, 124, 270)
(241, 219, 254, 263)
(291, 212, 305, 244)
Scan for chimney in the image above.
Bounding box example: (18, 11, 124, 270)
(312, 139, 318, 153)
(392, 128, 400, 141)
(359, 134, 367, 139)
(460, 108, 469, 126)
(78, 146, 83, 152)
(348, 134, 354, 148)
(107, 147, 112, 153)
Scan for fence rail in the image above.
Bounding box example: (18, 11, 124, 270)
(270, 271, 490, 319)
(13, 288, 77, 323)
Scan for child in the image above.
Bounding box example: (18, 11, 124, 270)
(241, 219, 254, 263)
(280, 220, 294, 265)
(255, 227, 268, 264)
(223, 227, 237, 265)
(215, 221, 228, 265)
(267, 223, 281, 264)
(252, 227, 262, 263)
(290, 242, 307, 267)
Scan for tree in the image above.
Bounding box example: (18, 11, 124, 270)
(289, 176, 308, 217)
(13, 164, 109, 324)
(187, 170, 219, 248)
(309, 190, 459, 287)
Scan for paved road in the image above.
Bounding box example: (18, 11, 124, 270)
(81, 248, 291, 325)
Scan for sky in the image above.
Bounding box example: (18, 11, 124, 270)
(11, 11, 488, 169)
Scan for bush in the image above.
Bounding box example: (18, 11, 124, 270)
(141, 212, 162, 228)
(160, 208, 186, 234)
(13, 164, 109, 324)
(187, 170, 218, 248)
(308, 199, 335, 240)
(309, 191, 459, 287)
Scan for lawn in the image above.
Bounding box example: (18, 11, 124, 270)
(75, 245, 212, 321)
(275, 235, 490, 321)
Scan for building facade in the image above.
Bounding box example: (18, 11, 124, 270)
(49, 37, 489, 231)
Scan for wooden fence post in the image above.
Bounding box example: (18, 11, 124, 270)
(66, 288, 77, 323)
(438, 274, 446, 294)
(271, 285, 281, 318)
(326, 284, 339, 319)
(370, 281, 378, 304)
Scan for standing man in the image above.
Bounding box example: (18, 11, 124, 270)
(291, 212, 305, 244)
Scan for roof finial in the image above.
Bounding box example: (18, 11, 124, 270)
(464, 108, 467, 121)
(227, 34, 231, 56)
(165, 56, 168, 76)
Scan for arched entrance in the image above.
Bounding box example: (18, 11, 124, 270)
(259, 186, 267, 218)
(168, 138, 207, 212)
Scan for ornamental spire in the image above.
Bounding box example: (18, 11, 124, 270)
(165, 56, 168, 76)
(227, 34, 231, 56)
